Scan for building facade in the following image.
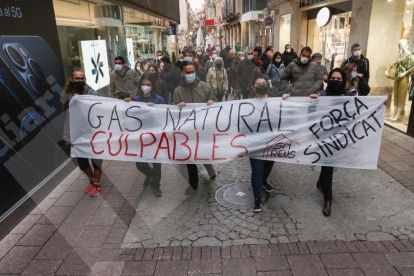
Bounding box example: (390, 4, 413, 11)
(269, 0, 414, 137)
(0, 0, 180, 239)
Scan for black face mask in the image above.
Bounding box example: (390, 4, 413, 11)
(73, 81, 85, 91)
(216, 63, 222, 68)
(327, 80, 344, 95)
(255, 86, 268, 95)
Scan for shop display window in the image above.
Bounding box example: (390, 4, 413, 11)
(368, 0, 414, 133)
(53, 0, 170, 96)
(279, 13, 291, 51)
(307, 11, 351, 70)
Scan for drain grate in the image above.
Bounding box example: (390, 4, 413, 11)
(215, 183, 269, 209)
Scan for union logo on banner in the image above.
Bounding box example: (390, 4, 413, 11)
(262, 134, 301, 163)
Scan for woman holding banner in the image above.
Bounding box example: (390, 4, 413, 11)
(63, 68, 103, 197)
(248, 73, 276, 213)
(124, 74, 164, 197)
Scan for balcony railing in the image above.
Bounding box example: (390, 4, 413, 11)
(222, 0, 239, 22)
(299, 0, 327, 8)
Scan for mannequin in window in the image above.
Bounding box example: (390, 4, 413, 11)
(385, 39, 414, 121)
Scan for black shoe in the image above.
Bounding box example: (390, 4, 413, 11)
(316, 180, 324, 193)
(143, 176, 152, 188)
(153, 187, 162, 197)
(263, 183, 274, 193)
(323, 200, 332, 217)
(189, 181, 199, 190)
(253, 199, 262, 213)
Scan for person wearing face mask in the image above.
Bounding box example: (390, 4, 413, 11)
(266, 51, 285, 82)
(147, 64, 169, 104)
(312, 53, 328, 94)
(206, 57, 228, 102)
(160, 57, 181, 103)
(282, 44, 298, 67)
(343, 63, 370, 96)
(254, 43, 262, 56)
(196, 46, 203, 58)
(247, 73, 276, 212)
(340, 43, 370, 83)
(175, 54, 184, 68)
(109, 56, 140, 99)
(63, 68, 103, 197)
(236, 49, 261, 99)
(193, 56, 206, 82)
(173, 61, 217, 194)
(280, 46, 323, 97)
(156, 50, 163, 67)
(124, 74, 164, 197)
(182, 48, 196, 63)
(231, 51, 244, 99)
(204, 50, 218, 73)
(201, 51, 210, 68)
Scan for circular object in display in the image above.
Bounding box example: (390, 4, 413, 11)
(316, 7, 331, 27)
(264, 16, 273, 26)
(215, 182, 269, 209)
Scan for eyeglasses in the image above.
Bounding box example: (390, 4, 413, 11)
(72, 77, 86, 82)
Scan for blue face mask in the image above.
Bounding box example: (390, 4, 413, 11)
(351, 72, 358, 79)
(184, 57, 193, 62)
(185, 73, 196, 83)
(247, 54, 254, 60)
(115, 64, 123, 71)
(353, 50, 361, 57)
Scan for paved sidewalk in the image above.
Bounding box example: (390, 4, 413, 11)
(0, 126, 413, 275)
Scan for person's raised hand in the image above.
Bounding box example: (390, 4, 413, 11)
(207, 100, 215, 106)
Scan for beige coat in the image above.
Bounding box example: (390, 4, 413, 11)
(109, 67, 140, 99)
(173, 80, 217, 104)
(206, 67, 229, 92)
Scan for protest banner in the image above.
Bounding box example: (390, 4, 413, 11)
(70, 95, 386, 170)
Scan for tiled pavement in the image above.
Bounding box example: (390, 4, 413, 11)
(0, 126, 414, 275)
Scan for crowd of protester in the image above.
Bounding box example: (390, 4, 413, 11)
(64, 41, 386, 216)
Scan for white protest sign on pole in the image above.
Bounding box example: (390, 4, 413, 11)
(69, 96, 386, 170)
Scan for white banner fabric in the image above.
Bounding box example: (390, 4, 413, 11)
(69, 95, 386, 170)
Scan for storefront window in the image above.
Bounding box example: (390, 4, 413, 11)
(279, 14, 291, 51)
(53, 0, 170, 96)
(307, 11, 351, 70)
(367, 0, 413, 133)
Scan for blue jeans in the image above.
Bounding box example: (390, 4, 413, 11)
(249, 158, 274, 200)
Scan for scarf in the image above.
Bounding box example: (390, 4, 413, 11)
(215, 66, 223, 91)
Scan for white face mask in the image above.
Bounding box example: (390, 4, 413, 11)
(240, 56, 245, 60)
(141, 85, 152, 94)
(300, 57, 309, 64)
(286, 49, 291, 53)
(157, 56, 163, 60)
(212, 54, 218, 59)
(275, 59, 281, 63)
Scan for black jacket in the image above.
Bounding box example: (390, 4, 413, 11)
(196, 69, 206, 82)
(161, 64, 181, 94)
(340, 55, 370, 83)
(346, 77, 370, 96)
(174, 60, 182, 68)
(282, 50, 298, 67)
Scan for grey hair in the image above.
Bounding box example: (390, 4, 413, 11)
(214, 57, 223, 63)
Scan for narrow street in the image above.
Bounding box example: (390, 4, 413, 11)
(1, 126, 413, 275)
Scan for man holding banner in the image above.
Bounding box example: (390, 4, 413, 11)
(69, 64, 388, 215)
(173, 61, 218, 192)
